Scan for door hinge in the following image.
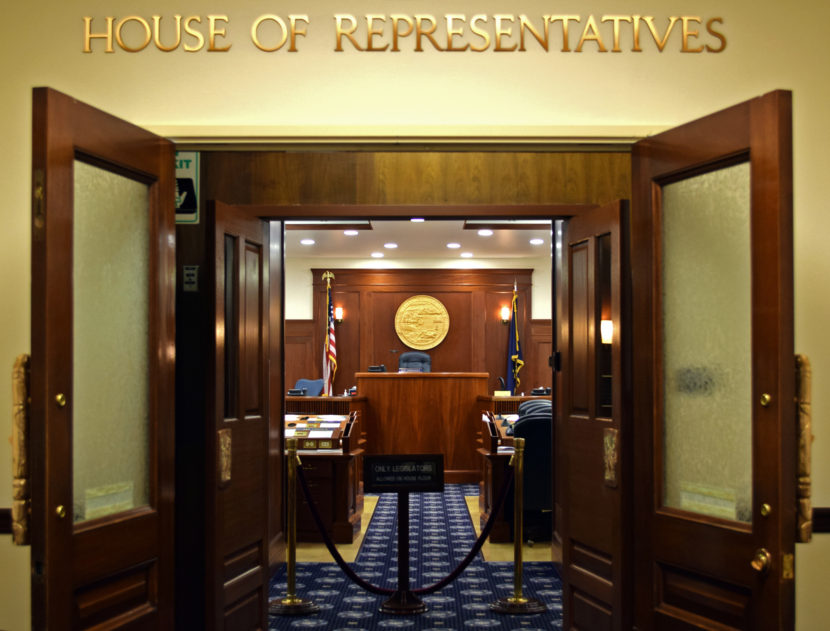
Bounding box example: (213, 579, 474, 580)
(782, 553, 794, 580)
(12, 354, 31, 546)
(796, 354, 813, 543)
(33, 170, 45, 241)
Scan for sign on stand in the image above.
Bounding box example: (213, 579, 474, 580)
(363, 454, 444, 494)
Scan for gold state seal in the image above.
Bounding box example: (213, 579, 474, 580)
(394, 295, 450, 350)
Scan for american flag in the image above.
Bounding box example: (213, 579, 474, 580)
(323, 278, 337, 396)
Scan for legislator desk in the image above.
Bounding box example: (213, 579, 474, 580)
(477, 394, 552, 416)
(284, 394, 367, 418)
(477, 411, 517, 542)
(355, 372, 489, 483)
(283, 412, 365, 543)
(476, 396, 553, 541)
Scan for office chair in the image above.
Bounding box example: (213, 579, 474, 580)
(397, 351, 431, 372)
(512, 409, 553, 541)
(293, 378, 325, 396)
(518, 398, 552, 417)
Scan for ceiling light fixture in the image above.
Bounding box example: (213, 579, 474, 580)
(344, 230, 359, 236)
(446, 242, 461, 249)
(371, 252, 384, 258)
(529, 238, 544, 245)
(411, 217, 425, 222)
(300, 239, 315, 246)
(384, 242, 398, 249)
(477, 229, 494, 237)
(460, 252, 473, 258)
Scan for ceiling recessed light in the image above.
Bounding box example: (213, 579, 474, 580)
(460, 252, 474, 258)
(344, 230, 359, 236)
(529, 238, 544, 245)
(371, 252, 384, 258)
(477, 229, 493, 237)
(410, 217, 425, 222)
(384, 242, 398, 249)
(446, 242, 461, 249)
(300, 238, 315, 246)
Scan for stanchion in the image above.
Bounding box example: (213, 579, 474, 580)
(380, 491, 427, 614)
(269, 438, 319, 616)
(490, 437, 547, 615)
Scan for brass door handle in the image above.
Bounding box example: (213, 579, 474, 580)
(751, 548, 772, 574)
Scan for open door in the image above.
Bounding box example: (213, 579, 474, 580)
(632, 90, 795, 628)
(205, 201, 273, 630)
(559, 200, 631, 630)
(30, 88, 176, 628)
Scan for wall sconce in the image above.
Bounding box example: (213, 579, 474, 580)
(500, 306, 511, 324)
(334, 306, 344, 323)
(600, 319, 613, 345)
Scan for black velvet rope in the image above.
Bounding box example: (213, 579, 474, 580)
(413, 466, 514, 595)
(294, 460, 515, 596)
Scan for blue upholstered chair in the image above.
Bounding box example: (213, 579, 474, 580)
(294, 378, 324, 396)
(398, 351, 431, 372)
(518, 398, 552, 418)
(512, 409, 553, 541)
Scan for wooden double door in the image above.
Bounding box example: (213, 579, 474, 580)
(28, 87, 794, 630)
(558, 90, 795, 629)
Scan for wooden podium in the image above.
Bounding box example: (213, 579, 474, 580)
(355, 372, 488, 483)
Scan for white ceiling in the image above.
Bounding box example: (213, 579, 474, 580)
(284, 219, 554, 261)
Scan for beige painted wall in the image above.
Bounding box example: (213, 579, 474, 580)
(1, 1, 828, 629)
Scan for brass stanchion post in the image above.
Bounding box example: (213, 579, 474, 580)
(491, 437, 547, 614)
(269, 438, 319, 616)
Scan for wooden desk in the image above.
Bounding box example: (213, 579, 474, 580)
(478, 412, 518, 542)
(285, 395, 366, 418)
(283, 413, 364, 543)
(355, 372, 489, 484)
(478, 394, 552, 416)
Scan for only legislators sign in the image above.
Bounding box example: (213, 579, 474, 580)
(363, 454, 444, 493)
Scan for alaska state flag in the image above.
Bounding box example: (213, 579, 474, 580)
(505, 289, 524, 395)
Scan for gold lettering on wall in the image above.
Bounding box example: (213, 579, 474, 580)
(706, 17, 727, 52)
(83, 16, 114, 53)
(334, 13, 361, 51)
(575, 15, 607, 52)
(208, 15, 231, 51)
(115, 16, 152, 53)
(81, 12, 728, 54)
(252, 14, 289, 51)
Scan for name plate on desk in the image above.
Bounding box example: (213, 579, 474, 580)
(363, 454, 444, 493)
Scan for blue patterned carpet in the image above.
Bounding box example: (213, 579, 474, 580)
(269, 484, 563, 629)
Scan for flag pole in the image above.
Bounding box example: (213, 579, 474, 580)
(322, 271, 336, 397)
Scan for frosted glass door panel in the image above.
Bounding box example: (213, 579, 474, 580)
(72, 160, 150, 524)
(661, 162, 752, 524)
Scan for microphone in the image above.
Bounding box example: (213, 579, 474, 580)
(498, 377, 506, 390)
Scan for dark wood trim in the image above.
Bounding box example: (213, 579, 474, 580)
(0, 508, 10, 535)
(814, 508, 830, 533)
(235, 203, 596, 220)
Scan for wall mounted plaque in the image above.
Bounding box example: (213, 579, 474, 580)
(394, 295, 450, 350)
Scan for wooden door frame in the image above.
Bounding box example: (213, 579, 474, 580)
(231, 201, 596, 564)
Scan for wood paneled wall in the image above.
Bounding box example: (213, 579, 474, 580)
(201, 150, 631, 206)
(283, 268, 552, 395)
